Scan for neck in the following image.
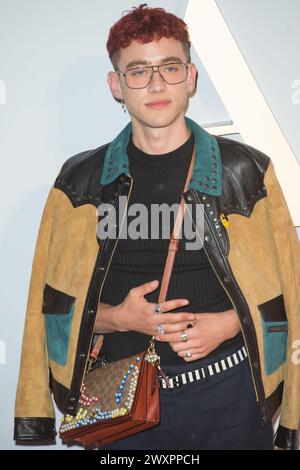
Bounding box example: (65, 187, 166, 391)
(130, 114, 191, 155)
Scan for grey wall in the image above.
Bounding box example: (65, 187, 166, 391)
(216, 0, 300, 164)
(0, 0, 299, 450)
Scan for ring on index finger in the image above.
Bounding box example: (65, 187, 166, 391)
(153, 303, 161, 315)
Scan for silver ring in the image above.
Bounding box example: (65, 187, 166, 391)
(157, 324, 165, 334)
(153, 303, 161, 315)
(185, 350, 192, 358)
(180, 331, 188, 343)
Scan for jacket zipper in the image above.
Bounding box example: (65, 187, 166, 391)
(184, 193, 263, 405)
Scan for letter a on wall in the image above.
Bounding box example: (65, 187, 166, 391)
(185, 0, 300, 225)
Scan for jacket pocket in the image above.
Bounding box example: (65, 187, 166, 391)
(258, 294, 288, 375)
(42, 283, 76, 366)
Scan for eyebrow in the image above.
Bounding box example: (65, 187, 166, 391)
(125, 56, 184, 70)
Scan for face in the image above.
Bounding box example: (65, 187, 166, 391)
(107, 37, 197, 130)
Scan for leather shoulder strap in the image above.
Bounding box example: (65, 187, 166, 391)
(158, 144, 195, 302)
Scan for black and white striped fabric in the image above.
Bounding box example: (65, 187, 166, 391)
(159, 346, 248, 389)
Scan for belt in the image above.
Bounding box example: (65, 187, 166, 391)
(158, 346, 248, 389)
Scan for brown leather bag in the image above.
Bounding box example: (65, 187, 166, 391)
(59, 145, 196, 449)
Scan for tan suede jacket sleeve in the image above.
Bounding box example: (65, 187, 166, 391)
(265, 161, 300, 449)
(14, 185, 58, 443)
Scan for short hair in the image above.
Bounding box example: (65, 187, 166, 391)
(106, 3, 191, 70)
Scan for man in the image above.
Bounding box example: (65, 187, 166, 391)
(14, 4, 300, 450)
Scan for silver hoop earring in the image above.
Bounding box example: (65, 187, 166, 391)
(121, 99, 127, 113)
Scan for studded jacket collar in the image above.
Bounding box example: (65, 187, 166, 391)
(101, 116, 222, 196)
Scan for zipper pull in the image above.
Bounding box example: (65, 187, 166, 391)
(220, 213, 229, 229)
(156, 363, 172, 389)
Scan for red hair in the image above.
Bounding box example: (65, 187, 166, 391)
(106, 3, 191, 69)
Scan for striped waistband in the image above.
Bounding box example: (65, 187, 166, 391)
(159, 346, 248, 389)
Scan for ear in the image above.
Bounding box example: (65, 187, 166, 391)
(187, 63, 198, 94)
(107, 71, 124, 101)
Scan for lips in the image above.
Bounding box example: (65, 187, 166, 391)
(145, 100, 171, 109)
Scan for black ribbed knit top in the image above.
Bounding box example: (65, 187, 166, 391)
(100, 130, 243, 365)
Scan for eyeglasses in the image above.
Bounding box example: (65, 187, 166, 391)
(116, 61, 190, 89)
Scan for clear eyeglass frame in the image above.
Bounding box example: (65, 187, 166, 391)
(115, 61, 190, 89)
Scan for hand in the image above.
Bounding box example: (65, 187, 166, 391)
(115, 280, 197, 336)
(155, 309, 241, 362)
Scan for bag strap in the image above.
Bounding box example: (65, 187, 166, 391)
(91, 143, 196, 361)
(158, 144, 195, 303)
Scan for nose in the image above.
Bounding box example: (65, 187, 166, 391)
(148, 67, 167, 92)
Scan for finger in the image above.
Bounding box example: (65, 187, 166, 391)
(130, 280, 159, 297)
(181, 352, 206, 362)
(160, 312, 196, 323)
(157, 320, 196, 335)
(155, 330, 197, 345)
(176, 348, 208, 360)
(160, 298, 190, 312)
(172, 339, 202, 352)
(151, 321, 196, 337)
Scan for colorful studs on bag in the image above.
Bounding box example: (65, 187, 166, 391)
(60, 356, 143, 434)
(79, 383, 100, 407)
(116, 363, 138, 404)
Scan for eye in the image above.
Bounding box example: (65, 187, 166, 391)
(129, 68, 146, 77)
(163, 64, 180, 73)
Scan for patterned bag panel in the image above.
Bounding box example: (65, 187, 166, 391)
(60, 351, 145, 434)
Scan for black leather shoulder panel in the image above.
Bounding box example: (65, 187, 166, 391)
(216, 135, 271, 217)
(53, 136, 271, 216)
(54, 142, 110, 208)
